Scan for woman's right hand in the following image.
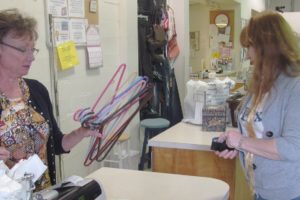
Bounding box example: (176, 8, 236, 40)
(0, 147, 10, 161)
(214, 130, 241, 159)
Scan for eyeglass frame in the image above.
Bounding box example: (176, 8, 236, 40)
(0, 41, 39, 56)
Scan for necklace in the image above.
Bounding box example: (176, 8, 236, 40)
(0, 79, 30, 110)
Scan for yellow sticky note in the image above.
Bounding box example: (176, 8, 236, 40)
(56, 41, 79, 70)
(212, 52, 220, 59)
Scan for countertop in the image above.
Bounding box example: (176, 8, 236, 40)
(148, 122, 235, 151)
(87, 167, 229, 200)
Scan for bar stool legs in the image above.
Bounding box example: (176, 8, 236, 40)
(138, 118, 170, 170)
(138, 128, 151, 170)
(103, 133, 130, 168)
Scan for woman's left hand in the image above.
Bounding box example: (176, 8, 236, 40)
(62, 127, 103, 151)
(80, 127, 102, 138)
(215, 149, 239, 159)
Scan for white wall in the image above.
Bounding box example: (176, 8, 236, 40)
(1, 0, 139, 180)
(167, 0, 190, 112)
(58, 0, 121, 179)
(294, 1, 300, 11)
(265, 0, 300, 12)
(189, 4, 210, 71)
(266, 0, 292, 12)
(189, 2, 241, 71)
(281, 12, 300, 34)
(240, 0, 265, 19)
(56, 0, 140, 179)
(186, 0, 265, 101)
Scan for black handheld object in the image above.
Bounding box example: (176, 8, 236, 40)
(211, 137, 235, 151)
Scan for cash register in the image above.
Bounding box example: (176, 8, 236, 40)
(33, 176, 106, 200)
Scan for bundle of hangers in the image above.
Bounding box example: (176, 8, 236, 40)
(73, 64, 153, 166)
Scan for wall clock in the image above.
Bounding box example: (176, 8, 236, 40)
(215, 13, 229, 28)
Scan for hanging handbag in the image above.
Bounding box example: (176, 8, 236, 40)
(168, 34, 180, 60)
(151, 7, 167, 43)
(153, 24, 166, 42)
(147, 7, 167, 53)
(167, 6, 180, 60)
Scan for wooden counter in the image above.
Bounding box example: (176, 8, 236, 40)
(87, 167, 229, 200)
(148, 122, 252, 200)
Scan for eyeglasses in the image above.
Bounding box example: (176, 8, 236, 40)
(0, 41, 39, 56)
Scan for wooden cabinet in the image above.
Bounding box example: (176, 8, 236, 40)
(152, 147, 236, 199)
(149, 122, 252, 200)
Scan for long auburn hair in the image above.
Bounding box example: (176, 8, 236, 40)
(240, 11, 300, 137)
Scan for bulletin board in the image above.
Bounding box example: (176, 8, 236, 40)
(45, 0, 103, 70)
(85, 0, 99, 25)
(45, 0, 100, 46)
(210, 10, 234, 46)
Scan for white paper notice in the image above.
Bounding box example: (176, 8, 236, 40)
(70, 18, 87, 44)
(225, 26, 231, 35)
(217, 34, 230, 43)
(68, 0, 85, 18)
(48, 0, 68, 17)
(86, 25, 101, 46)
(53, 18, 70, 45)
(89, 0, 97, 13)
(86, 25, 102, 68)
(8, 154, 47, 183)
(87, 46, 103, 68)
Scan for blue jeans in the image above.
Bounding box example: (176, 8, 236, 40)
(255, 194, 300, 200)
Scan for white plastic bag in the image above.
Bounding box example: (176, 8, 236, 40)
(9, 154, 47, 183)
(183, 80, 208, 125)
(0, 154, 47, 200)
(183, 78, 234, 125)
(0, 161, 23, 200)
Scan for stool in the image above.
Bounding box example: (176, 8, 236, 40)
(138, 118, 170, 170)
(103, 133, 130, 168)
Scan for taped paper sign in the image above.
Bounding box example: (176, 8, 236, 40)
(57, 41, 79, 70)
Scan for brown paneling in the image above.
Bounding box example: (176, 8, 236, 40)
(152, 147, 235, 200)
(152, 147, 252, 200)
(85, 0, 99, 24)
(234, 158, 253, 200)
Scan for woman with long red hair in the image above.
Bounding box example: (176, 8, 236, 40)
(215, 11, 300, 200)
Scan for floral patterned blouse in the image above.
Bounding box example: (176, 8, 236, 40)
(0, 79, 51, 190)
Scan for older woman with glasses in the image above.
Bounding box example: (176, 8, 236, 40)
(0, 9, 100, 190)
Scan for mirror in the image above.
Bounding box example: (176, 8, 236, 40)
(215, 13, 229, 28)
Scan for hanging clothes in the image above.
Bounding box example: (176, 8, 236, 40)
(138, 0, 183, 125)
(167, 68, 183, 126)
